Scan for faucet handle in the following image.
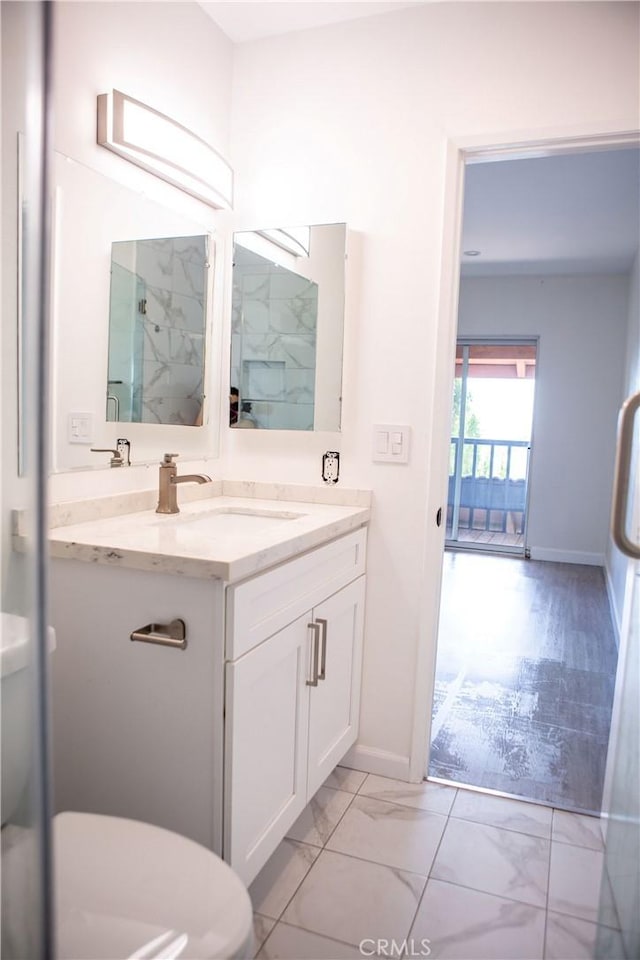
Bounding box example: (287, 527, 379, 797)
(91, 447, 124, 468)
(162, 453, 179, 465)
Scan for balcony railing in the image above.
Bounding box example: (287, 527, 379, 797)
(447, 437, 530, 537)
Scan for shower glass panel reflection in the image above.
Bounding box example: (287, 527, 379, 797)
(446, 340, 536, 555)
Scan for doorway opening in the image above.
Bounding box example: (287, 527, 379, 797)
(425, 143, 637, 813)
(447, 339, 536, 556)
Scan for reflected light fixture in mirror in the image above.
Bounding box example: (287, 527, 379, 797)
(256, 226, 310, 257)
(97, 89, 233, 209)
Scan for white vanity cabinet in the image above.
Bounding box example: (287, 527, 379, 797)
(49, 523, 367, 887)
(224, 529, 366, 883)
(50, 560, 226, 851)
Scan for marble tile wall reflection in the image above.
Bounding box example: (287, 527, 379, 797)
(232, 260, 317, 430)
(109, 236, 207, 426)
(138, 237, 205, 425)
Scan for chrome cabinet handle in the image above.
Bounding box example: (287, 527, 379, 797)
(316, 618, 328, 680)
(130, 619, 187, 650)
(306, 622, 320, 686)
(611, 391, 640, 560)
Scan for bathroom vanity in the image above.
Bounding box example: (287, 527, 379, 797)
(27, 483, 369, 885)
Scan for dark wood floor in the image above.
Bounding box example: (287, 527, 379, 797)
(428, 550, 619, 813)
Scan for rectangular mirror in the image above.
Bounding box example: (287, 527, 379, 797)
(231, 223, 346, 431)
(51, 151, 221, 472)
(107, 235, 209, 426)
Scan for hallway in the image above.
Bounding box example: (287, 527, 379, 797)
(428, 552, 618, 813)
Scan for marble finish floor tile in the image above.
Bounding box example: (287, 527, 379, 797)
(551, 809, 603, 850)
(258, 921, 363, 959)
(285, 786, 353, 847)
(253, 915, 276, 955)
(323, 766, 368, 793)
(326, 794, 447, 875)
(359, 774, 457, 815)
(249, 839, 320, 920)
(547, 841, 606, 923)
(431, 817, 549, 908)
(281, 849, 426, 946)
(544, 911, 625, 959)
(450, 788, 552, 838)
(410, 878, 546, 959)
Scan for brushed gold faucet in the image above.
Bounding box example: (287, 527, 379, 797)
(156, 453, 211, 514)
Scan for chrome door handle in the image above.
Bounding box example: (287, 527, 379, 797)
(316, 618, 328, 680)
(306, 622, 320, 686)
(611, 391, 640, 560)
(130, 618, 187, 650)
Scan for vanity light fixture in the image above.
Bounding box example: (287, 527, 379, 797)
(97, 90, 233, 209)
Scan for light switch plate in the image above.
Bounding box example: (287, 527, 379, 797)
(372, 424, 411, 463)
(68, 412, 94, 444)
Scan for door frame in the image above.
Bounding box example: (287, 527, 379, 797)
(410, 124, 640, 783)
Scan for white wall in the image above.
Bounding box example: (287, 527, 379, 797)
(53, 2, 232, 199)
(40, 2, 640, 778)
(47, 1, 233, 500)
(226, 2, 640, 777)
(458, 274, 629, 565)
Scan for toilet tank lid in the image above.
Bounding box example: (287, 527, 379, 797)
(1, 613, 56, 678)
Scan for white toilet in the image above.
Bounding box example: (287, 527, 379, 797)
(1, 614, 254, 960)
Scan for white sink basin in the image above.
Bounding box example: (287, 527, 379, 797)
(153, 506, 307, 536)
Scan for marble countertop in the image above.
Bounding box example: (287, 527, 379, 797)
(28, 483, 370, 583)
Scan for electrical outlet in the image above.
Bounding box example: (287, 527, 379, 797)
(322, 451, 340, 484)
(116, 438, 131, 465)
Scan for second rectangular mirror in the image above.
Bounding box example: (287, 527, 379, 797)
(231, 223, 346, 431)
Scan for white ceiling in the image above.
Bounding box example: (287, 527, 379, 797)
(198, 3, 639, 278)
(199, 1, 425, 44)
(461, 148, 640, 277)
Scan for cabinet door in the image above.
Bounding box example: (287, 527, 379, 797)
(224, 613, 312, 885)
(307, 576, 366, 798)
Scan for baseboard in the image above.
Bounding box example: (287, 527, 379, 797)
(604, 563, 622, 649)
(528, 547, 604, 566)
(341, 744, 412, 782)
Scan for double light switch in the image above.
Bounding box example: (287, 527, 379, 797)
(372, 424, 410, 463)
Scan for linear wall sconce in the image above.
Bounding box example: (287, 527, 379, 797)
(97, 89, 233, 210)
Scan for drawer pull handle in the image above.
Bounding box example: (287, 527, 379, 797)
(306, 622, 320, 686)
(316, 618, 328, 680)
(130, 619, 187, 650)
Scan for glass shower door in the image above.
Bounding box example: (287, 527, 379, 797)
(1, 3, 54, 957)
(597, 390, 640, 957)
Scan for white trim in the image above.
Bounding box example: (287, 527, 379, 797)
(412, 123, 640, 785)
(604, 560, 623, 648)
(409, 137, 466, 783)
(528, 547, 604, 566)
(342, 744, 414, 783)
